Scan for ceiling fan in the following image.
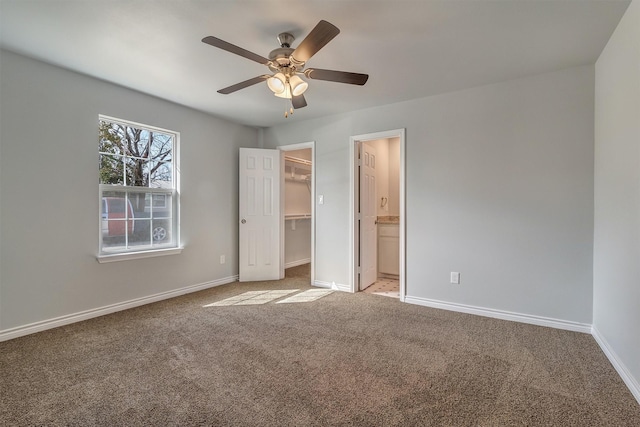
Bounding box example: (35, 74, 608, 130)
(202, 20, 369, 117)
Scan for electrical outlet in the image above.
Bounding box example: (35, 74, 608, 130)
(220, 255, 225, 264)
(450, 272, 460, 284)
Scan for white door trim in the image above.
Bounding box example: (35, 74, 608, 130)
(277, 141, 316, 285)
(349, 129, 406, 301)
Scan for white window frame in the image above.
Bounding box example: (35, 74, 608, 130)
(97, 115, 182, 263)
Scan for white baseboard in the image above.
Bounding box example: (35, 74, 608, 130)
(285, 258, 311, 269)
(592, 326, 640, 404)
(404, 295, 592, 333)
(314, 280, 351, 292)
(0, 275, 238, 342)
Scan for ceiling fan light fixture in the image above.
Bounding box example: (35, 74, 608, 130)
(274, 84, 292, 99)
(267, 73, 286, 94)
(289, 75, 309, 96)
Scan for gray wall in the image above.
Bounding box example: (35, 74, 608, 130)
(0, 50, 258, 331)
(594, 0, 640, 396)
(265, 65, 595, 324)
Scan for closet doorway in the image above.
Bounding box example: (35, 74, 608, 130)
(278, 142, 315, 285)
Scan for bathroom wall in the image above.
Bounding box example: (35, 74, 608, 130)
(368, 139, 390, 216)
(388, 137, 401, 216)
(370, 138, 400, 216)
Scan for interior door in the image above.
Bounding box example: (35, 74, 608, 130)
(239, 148, 283, 282)
(360, 142, 377, 289)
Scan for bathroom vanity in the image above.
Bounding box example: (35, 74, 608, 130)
(377, 216, 399, 277)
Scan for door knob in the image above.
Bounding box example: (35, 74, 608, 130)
(241, 219, 246, 224)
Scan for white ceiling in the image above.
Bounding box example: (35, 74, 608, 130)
(0, 0, 630, 128)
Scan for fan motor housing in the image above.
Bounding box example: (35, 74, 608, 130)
(268, 33, 304, 72)
(269, 49, 304, 73)
(268, 47, 294, 64)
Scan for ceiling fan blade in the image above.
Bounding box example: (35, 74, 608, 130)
(292, 94, 307, 109)
(217, 75, 270, 95)
(291, 20, 340, 64)
(304, 68, 369, 85)
(202, 36, 270, 65)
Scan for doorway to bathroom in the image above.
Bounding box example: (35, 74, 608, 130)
(350, 129, 405, 301)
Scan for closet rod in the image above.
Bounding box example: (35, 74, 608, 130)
(284, 156, 312, 167)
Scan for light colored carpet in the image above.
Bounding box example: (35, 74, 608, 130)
(1, 264, 639, 426)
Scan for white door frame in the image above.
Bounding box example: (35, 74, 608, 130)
(277, 141, 316, 285)
(349, 129, 406, 301)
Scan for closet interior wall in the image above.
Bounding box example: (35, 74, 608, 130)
(284, 148, 312, 268)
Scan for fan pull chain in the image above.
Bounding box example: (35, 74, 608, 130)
(284, 107, 294, 118)
(284, 83, 294, 118)
(284, 99, 292, 118)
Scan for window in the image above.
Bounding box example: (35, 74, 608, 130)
(98, 115, 179, 259)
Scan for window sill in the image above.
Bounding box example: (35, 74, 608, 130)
(97, 246, 184, 263)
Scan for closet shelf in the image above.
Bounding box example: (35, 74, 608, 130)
(285, 156, 311, 176)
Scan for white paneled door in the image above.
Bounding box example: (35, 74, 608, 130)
(239, 148, 283, 282)
(360, 142, 377, 290)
